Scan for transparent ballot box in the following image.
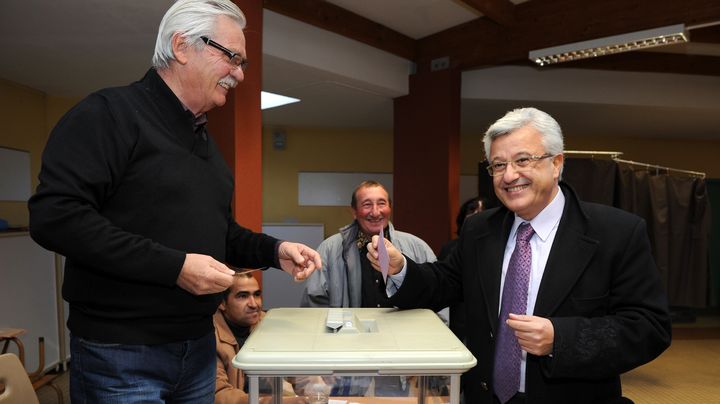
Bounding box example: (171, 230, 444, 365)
(232, 308, 477, 404)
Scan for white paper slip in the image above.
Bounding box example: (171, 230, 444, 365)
(378, 227, 389, 282)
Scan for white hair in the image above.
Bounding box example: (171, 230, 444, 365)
(483, 107, 565, 175)
(152, 0, 246, 69)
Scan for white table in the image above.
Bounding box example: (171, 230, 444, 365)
(233, 308, 476, 404)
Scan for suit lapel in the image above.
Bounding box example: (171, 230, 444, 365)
(477, 211, 514, 334)
(534, 188, 599, 316)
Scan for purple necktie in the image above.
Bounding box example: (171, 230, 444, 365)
(493, 222, 535, 404)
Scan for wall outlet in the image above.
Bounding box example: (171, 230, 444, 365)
(431, 56, 450, 71)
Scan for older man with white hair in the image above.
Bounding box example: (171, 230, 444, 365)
(368, 108, 671, 404)
(28, 1, 321, 402)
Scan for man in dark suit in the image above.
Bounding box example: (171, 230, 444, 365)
(368, 108, 671, 404)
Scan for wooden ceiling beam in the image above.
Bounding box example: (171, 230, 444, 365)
(265, 0, 720, 76)
(689, 24, 720, 43)
(416, 0, 720, 72)
(263, 0, 416, 60)
(457, 0, 516, 27)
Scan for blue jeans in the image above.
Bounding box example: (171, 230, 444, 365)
(70, 331, 216, 404)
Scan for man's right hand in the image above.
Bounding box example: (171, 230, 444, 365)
(176, 253, 235, 295)
(367, 235, 405, 275)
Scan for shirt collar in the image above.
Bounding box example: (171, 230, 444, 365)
(511, 185, 565, 242)
(179, 102, 207, 133)
(355, 224, 391, 250)
(193, 112, 208, 129)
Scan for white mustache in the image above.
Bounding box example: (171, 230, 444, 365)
(218, 76, 237, 89)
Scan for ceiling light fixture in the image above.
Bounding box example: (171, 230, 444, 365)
(261, 91, 300, 110)
(529, 24, 689, 66)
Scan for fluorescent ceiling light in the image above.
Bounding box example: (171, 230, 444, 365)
(529, 24, 688, 66)
(261, 91, 300, 110)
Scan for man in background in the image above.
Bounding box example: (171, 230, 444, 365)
(214, 272, 305, 404)
(438, 196, 487, 261)
(300, 180, 442, 397)
(28, 1, 320, 402)
(438, 196, 487, 343)
(301, 180, 436, 310)
(369, 107, 671, 403)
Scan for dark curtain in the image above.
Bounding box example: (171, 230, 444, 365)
(706, 180, 720, 307)
(582, 159, 710, 308)
(666, 176, 710, 307)
(479, 158, 711, 307)
(562, 158, 620, 206)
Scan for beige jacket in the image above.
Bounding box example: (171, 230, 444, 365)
(213, 310, 263, 404)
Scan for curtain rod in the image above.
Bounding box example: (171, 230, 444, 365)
(565, 150, 623, 158)
(564, 150, 706, 179)
(612, 158, 706, 179)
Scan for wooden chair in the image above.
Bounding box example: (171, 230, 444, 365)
(0, 353, 40, 404)
(28, 338, 64, 404)
(0, 332, 64, 404)
(0, 329, 25, 366)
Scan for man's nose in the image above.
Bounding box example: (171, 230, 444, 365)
(231, 66, 245, 82)
(502, 162, 521, 181)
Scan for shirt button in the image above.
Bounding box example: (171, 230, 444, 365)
(481, 382, 488, 391)
(377, 304, 381, 307)
(375, 279, 379, 284)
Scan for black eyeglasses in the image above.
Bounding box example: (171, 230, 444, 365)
(200, 36, 248, 71)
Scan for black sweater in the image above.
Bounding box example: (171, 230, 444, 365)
(29, 69, 278, 344)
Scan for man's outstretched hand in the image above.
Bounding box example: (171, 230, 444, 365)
(278, 241, 322, 281)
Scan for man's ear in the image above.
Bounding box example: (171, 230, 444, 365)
(552, 153, 564, 180)
(218, 300, 227, 312)
(171, 33, 191, 65)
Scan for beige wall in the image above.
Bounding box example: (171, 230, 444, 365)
(0, 79, 79, 228)
(0, 79, 45, 227)
(262, 127, 393, 238)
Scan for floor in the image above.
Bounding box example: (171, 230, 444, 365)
(622, 311, 720, 403)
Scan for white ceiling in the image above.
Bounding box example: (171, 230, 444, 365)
(325, 0, 481, 39)
(1, 0, 719, 139)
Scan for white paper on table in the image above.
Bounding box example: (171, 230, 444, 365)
(378, 227, 389, 282)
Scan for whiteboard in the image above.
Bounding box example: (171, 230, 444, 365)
(0, 234, 60, 372)
(298, 172, 393, 206)
(0, 147, 32, 201)
(261, 223, 325, 309)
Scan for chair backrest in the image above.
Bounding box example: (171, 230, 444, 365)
(0, 353, 39, 404)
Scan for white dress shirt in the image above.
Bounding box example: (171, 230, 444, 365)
(389, 187, 566, 391)
(500, 186, 565, 392)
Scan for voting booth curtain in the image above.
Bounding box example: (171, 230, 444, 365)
(479, 157, 711, 308)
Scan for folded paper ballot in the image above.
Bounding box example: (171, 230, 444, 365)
(378, 228, 389, 282)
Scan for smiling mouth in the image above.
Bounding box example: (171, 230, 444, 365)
(506, 184, 529, 193)
(218, 82, 232, 90)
